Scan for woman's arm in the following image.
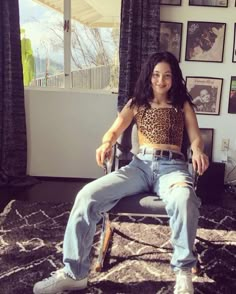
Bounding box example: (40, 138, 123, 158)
(96, 99, 135, 167)
(183, 101, 209, 175)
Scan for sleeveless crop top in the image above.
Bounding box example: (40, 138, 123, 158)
(134, 106, 184, 147)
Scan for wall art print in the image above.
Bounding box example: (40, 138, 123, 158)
(199, 128, 214, 162)
(232, 23, 236, 62)
(228, 76, 236, 114)
(185, 21, 226, 62)
(186, 76, 223, 115)
(189, 0, 228, 7)
(160, 0, 181, 5)
(160, 21, 183, 62)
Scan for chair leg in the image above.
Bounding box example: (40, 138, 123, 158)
(191, 243, 201, 276)
(94, 213, 113, 272)
(192, 259, 201, 276)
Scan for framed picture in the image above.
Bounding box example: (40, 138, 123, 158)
(189, 0, 228, 7)
(228, 76, 236, 114)
(160, 22, 183, 62)
(186, 76, 223, 115)
(160, 0, 181, 5)
(200, 128, 214, 162)
(185, 21, 226, 62)
(233, 24, 236, 62)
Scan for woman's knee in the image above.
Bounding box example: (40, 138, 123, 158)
(170, 184, 199, 209)
(165, 184, 200, 227)
(68, 183, 101, 223)
(74, 181, 100, 208)
(73, 177, 115, 212)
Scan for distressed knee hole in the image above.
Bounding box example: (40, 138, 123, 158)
(170, 182, 192, 189)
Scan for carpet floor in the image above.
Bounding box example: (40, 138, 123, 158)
(0, 200, 236, 294)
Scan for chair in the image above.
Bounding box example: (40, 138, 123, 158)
(94, 122, 200, 274)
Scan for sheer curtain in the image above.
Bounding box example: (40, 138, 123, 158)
(0, 0, 32, 187)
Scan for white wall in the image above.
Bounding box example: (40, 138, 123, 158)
(161, 0, 236, 182)
(25, 88, 117, 178)
(25, 0, 236, 181)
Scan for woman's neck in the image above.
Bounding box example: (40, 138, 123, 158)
(151, 97, 170, 106)
(152, 93, 169, 102)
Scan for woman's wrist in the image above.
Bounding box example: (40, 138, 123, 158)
(192, 150, 205, 158)
(191, 146, 204, 154)
(102, 140, 113, 146)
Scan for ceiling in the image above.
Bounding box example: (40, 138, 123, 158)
(33, 0, 121, 27)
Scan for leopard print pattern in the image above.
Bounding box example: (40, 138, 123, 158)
(134, 106, 184, 146)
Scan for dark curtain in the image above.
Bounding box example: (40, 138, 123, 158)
(0, 0, 34, 187)
(118, 0, 160, 111)
(116, 0, 160, 154)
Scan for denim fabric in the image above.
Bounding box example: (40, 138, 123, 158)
(63, 153, 201, 279)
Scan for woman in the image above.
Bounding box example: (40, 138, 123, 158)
(33, 51, 209, 294)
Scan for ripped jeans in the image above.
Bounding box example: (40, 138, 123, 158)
(63, 153, 201, 279)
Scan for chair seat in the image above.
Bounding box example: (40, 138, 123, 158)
(109, 193, 167, 216)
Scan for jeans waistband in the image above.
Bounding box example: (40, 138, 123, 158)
(138, 147, 185, 161)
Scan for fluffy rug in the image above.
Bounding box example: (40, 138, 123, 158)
(0, 200, 236, 294)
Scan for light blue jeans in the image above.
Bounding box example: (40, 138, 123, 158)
(63, 153, 201, 279)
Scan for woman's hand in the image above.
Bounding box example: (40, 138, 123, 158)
(191, 150, 209, 176)
(96, 141, 113, 167)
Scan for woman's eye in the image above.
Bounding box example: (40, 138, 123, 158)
(152, 73, 172, 79)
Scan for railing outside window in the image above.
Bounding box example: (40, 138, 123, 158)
(19, 0, 120, 91)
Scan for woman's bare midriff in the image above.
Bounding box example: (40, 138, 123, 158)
(139, 143, 181, 153)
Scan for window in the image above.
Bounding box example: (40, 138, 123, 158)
(19, 0, 64, 87)
(19, 0, 120, 91)
(70, 0, 120, 90)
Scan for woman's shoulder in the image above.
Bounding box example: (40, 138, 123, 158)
(134, 105, 147, 117)
(119, 99, 139, 119)
(183, 100, 193, 109)
(183, 101, 196, 116)
(125, 98, 147, 116)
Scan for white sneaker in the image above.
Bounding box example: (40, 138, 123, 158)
(33, 269, 88, 294)
(174, 269, 194, 294)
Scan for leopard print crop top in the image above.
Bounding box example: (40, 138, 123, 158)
(134, 106, 184, 147)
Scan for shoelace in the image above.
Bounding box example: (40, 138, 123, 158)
(42, 269, 65, 285)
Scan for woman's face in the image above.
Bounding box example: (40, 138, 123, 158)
(151, 62, 172, 97)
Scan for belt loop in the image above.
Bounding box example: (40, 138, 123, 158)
(160, 150, 163, 157)
(142, 147, 146, 155)
(169, 150, 172, 160)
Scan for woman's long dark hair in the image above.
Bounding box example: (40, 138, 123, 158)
(131, 51, 193, 109)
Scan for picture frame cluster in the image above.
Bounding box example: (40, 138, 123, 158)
(160, 0, 236, 161)
(160, 19, 229, 65)
(160, 1, 236, 116)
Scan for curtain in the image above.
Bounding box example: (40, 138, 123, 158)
(118, 0, 160, 111)
(0, 0, 34, 187)
(116, 0, 160, 154)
